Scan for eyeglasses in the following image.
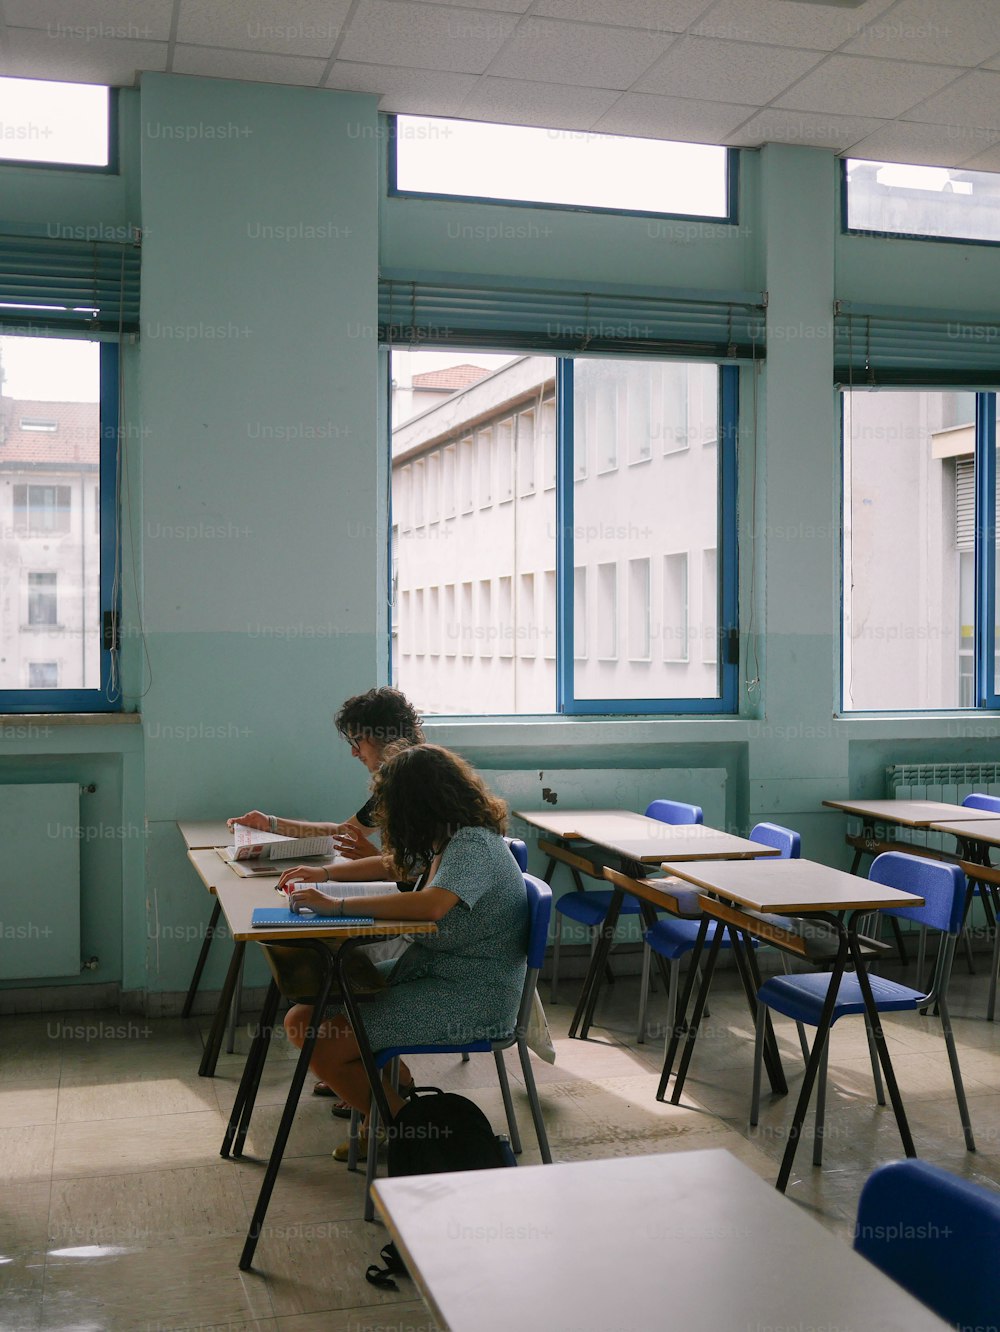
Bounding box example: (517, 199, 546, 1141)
(348, 737, 362, 755)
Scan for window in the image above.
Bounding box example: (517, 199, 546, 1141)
(1, 335, 118, 712)
(845, 159, 1000, 246)
(28, 662, 58, 688)
(20, 419, 58, 432)
(0, 76, 111, 169)
(13, 485, 72, 535)
(842, 389, 1000, 711)
(390, 352, 736, 714)
(392, 116, 732, 220)
(27, 572, 57, 626)
(444, 584, 457, 657)
(443, 446, 456, 519)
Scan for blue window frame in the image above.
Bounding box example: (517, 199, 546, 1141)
(0, 341, 120, 713)
(841, 387, 1000, 712)
(389, 351, 739, 716)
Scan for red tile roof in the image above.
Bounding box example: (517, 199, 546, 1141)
(412, 365, 492, 391)
(0, 398, 99, 467)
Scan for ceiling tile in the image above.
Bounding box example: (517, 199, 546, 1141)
(531, 0, 711, 32)
(485, 17, 674, 88)
(326, 61, 479, 116)
(727, 107, 886, 152)
(172, 45, 328, 87)
(3, 0, 175, 42)
(593, 92, 757, 142)
(843, 0, 1000, 67)
(902, 69, 1000, 132)
(337, 0, 518, 73)
(772, 54, 961, 119)
(176, 0, 351, 58)
(691, 0, 897, 50)
(846, 119, 999, 168)
(636, 36, 823, 103)
(955, 145, 1000, 173)
(0, 29, 167, 84)
(457, 76, 620, 129)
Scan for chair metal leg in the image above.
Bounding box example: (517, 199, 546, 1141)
(199, 940, 245, 1078)
(550, 916, 562, 1005)
(864, 1012, 886, 1106)
(364, 1095, 381, 1222)
(516, 1038, 552, 1163)
(494, 1049, 522, 1155)
(461, 1052, 470, 1063)
(779, 953, 810, 1062)
(938, 992, 976, 1152)
(224, 980, 280, 1159)
(637, 943, 652, 1043)
(917, 925, 927, 988)
(813, 1041, 828, 1168)
(347, 1107, 360, 1172)
(989, 918, 1000, 1022)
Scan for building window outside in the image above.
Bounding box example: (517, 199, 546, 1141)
(13, 484, 72, 535)
(390, 351, 733, 715)
(845, 159, 1000, 246)
(28, 662, 58, 688)
(27, 572, 57, 626)
(842, 388, 1000, 711)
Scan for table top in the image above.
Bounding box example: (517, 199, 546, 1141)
(823, 798, 1000, 827)
(372, 1148, 945, 1332)
(662, 856, 924, 914)
(187, 846, 280, 894)
(514, 809, 779, 864)
(928, 817, 1000, 845)
(177, 819, 235, 849)
(213, 877, 436, 944)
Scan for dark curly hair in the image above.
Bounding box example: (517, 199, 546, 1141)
(334, 687, 424, 750)
(371, 743, 508, 880)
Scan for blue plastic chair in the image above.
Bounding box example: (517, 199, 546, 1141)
(855, 1160, 1000, 1327)
(750, 852, 975, 1165)
(636, 821, 801, 1045)
(505, 836, 528, 872)
(549, 799, 703, 1005)
(358, 871, 553, 1219)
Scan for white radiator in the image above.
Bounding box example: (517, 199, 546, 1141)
(0, 783, 81, 980)
(886, 762, 1000, 850)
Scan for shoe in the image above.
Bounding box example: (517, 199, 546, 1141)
(312, 1080, 335, 1097)
(330, 1098, 352, 1120)
(333, 1127, 385, 1163)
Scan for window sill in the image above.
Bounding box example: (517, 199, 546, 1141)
(0, 712, 140, 725)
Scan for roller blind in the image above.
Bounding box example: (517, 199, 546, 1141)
(0, 223, 141, 335)
(380, 269, 766, 360)
(835, 301, 1000, 387)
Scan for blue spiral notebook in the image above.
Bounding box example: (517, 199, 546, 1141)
(251, 908, 376, 929)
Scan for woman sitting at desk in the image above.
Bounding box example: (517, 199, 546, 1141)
(278, 742, 529, 1160)
(229, 685, 424, 877)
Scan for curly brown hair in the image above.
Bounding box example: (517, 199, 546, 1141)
(334, 687, 424, 749)
(371, 742, 508, 879)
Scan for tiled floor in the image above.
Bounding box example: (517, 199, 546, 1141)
(4, 954, 1000, 1331)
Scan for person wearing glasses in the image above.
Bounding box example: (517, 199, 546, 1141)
(228, 686, 424, 1105)
(228, 686, 425, 879)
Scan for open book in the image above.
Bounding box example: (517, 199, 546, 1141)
(227, 823, 335, 862)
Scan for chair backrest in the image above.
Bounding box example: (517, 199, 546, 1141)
(504, 836, 528, 872)
(749, 821, 801, 859)
(855, 1160, 1000, 1328)
(645, 798, 703, 826)
(963, 792, 1000, 814)
(515, 873, 553, 1036)
(868, 851, 966, 935)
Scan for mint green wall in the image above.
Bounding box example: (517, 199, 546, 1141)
(6, 93, 1000, 1001)
(136, 75, 381, 992)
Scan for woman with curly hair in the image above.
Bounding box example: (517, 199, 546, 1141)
(278, 743, 529, 1154)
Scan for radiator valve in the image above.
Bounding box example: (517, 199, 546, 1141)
(80, 956, 100, 971)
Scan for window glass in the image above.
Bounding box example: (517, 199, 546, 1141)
(846, 159, 1000, 245)
(0, 76, 109, 167)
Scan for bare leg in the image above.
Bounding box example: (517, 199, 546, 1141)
(284, 1005, 408, 1123)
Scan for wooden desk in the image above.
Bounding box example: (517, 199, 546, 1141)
(177, 819, 234, 849)
(823, 798, 999, 827)
(372, 1148, 946, 1332)
(929, 817, 1000, 1019)
(213, 877, 433, 1270)
(662, 857, 923, 1191)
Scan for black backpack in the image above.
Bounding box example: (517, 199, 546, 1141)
(365, 1086, 516, 1290)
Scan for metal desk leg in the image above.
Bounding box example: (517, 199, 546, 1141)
(182, 897, 221, 1019)
(199, 940, 244, 1078)
(656, 916, 709, 1100)
(222, 979, 280, 1159)
(569, 887, 624, 1041)
(846, 920, 915, 1160)
(225, 948, 246, 1055)
(240, 948, 337, 1271)
(775, 932, 849, 1194)
(669, 922, 727, 1105)
(733, 930, 786, 1097)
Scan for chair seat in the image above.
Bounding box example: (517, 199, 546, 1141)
(643, 916, 728, 961)
(376, 1040, 497, 1066)
(760, 970, 922, 1026)
(555, 889, 646, 927)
